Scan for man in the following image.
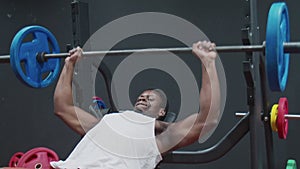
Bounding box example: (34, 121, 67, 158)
(50, 41, 220, 169)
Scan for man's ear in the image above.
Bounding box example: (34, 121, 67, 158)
(159, 109, 166, 117)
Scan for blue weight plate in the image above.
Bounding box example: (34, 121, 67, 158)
(10, 25, 61, 88)
(266, 2, 290, 92)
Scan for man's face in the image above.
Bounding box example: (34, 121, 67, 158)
(134, 90, 166, 119)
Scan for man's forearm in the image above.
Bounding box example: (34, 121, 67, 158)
(199, 61, 220, 116)
(54, 62, 75, 112)
(54, 59, 99, 135)
(197, 60, 220, 136)
(53, 62, 82, 133)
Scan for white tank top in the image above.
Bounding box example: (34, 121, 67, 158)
(50, 110, 162, 169)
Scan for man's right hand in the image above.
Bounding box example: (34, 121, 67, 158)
(65, 46, 83, 65)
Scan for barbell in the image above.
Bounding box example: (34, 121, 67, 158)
(0, 2, 296, 90)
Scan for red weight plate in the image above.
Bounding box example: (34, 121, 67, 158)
(8, 152, 24, 167)
(17, 147, 59, 169)
(277, 97, 288, 139)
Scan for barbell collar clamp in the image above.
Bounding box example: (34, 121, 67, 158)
(36, 52, 47, 63)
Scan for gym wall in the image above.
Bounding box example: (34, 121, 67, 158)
(0, 0, 299, 169)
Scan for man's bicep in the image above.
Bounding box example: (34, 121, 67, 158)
(74, 106, 100, 131)
(157, 114, 200, 153)
(58, 105, 99, 135)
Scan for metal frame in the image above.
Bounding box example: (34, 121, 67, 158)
(162, 114, 250, 163)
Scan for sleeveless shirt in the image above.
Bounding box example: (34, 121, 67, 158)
(50, 110, 162, 169)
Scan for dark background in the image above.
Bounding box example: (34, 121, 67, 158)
(0, 0, 300, 169)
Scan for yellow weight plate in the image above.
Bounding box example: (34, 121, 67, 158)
(271, 104, 278, 132)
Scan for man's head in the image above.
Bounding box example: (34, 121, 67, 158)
(134, 89, 168, 120)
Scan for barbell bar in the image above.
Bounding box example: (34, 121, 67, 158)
(32, 41, 300, 59)
(0, 41, 299, 63)
(0, 2, 295, 89)
(235, 112, 300, 120)
(1, 41, 300, 62)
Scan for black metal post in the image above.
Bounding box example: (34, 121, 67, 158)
(71, 0, 91, 110)
(71, 0, 90, 47)
(260, 56, 275, 169)
(242, 0, 264, 168)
